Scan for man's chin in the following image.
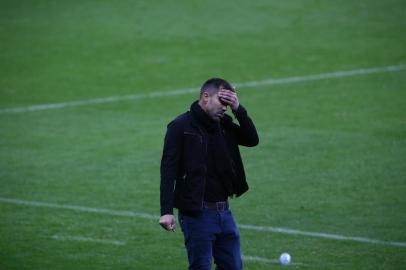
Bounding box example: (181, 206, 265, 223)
(210, 115, 221, 122)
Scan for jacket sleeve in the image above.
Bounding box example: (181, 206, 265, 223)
(160, 120, 183, 216)
(231, 104, 259, 147)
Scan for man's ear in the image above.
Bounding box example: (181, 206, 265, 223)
(201, 91, 209, 104)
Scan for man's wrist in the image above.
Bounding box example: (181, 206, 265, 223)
(232, 104, 245, 115)
(232, 103, 240, 112)
(161, 210, 173, 216)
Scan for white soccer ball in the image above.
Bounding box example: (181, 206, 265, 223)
(279, 252, 291, 265)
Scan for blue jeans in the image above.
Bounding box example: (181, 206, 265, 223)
(178, 208, 242, 270)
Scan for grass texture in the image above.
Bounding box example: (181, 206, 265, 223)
(1, 0, 405, 269)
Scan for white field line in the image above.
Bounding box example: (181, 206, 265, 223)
(1, 64, 405, 114)
(243, 255, 303, 266)
(53, 235, 285, 265)
(238, 224, 406, 247)
(1, 197, 405, 248)
(0, 197, 158, 219)
(52, 234, 126, 246)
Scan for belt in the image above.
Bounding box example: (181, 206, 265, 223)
(203, 201, 229, 211)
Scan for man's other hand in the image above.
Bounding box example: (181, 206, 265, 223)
(159, 214, 176, 232)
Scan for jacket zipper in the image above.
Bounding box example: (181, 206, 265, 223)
(195, 125, 208, 208)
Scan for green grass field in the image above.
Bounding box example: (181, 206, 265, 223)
(1, 0, 405, 269)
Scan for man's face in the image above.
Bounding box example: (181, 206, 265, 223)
(203, 92, 227, 122)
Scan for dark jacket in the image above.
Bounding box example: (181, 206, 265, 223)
(160, 102, 259, 215)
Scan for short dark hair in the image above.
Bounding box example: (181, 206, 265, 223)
(200, 78, 234, 97)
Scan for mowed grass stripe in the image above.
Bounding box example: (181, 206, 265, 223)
(1, 64, 405, 114)
(1, 197, 405, 248)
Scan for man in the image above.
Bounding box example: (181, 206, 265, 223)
(159, 78, 259, 270)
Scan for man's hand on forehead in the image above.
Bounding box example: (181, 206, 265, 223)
(218, 88, 240, 111)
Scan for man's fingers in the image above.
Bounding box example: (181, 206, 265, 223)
(169, 219, 176, 231)
(223, 96, 236, 103)
(160, 222, 174, 232)
(219, 90, 238, 102)
(219, 93, 233, 100)
(169, 223, 176, 232)
(219, 91, 234, 98)
(219, 93, 234, 103)
(219, 89, 239, 110)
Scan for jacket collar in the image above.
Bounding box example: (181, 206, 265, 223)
(191, 101, 220, 131)
(189, 100, 233, 131)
